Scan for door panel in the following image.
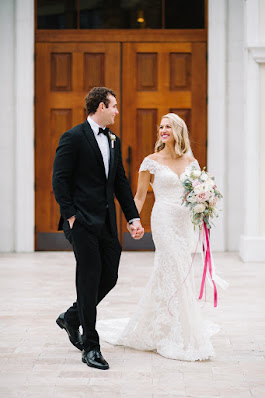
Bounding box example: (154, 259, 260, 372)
(122, 42, 207, 249)
(35, 42, 121, 250)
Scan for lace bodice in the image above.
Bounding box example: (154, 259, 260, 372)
(139, 157, 200, 206)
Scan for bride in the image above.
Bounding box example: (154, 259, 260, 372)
(98, 113, 218, 361)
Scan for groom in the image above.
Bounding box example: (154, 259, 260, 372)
(52, 87, 144, 370)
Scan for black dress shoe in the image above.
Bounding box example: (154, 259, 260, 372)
(56, 313, 83, 351)
(82, 349, 109, 370)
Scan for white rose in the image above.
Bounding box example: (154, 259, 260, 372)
(192, 169, 201, 178)
(209, 178, 215, 188)
(203, 181, 212, 192)
(200, 172, 208, 181)
(194, 203, 206, 213)
(194, 184, 204, 194)
(205, 178, 215, 188)
(196, 181, 211, 193)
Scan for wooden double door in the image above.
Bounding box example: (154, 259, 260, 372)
(35, 39, 206, 250)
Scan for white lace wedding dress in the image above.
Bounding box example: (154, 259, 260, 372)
(97, 157, 219, 361)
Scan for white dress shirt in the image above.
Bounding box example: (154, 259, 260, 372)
(87, 116, 110, 177)
(87, 116, 140, 224)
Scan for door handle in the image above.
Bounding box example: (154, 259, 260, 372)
(126, 146, 132, 185)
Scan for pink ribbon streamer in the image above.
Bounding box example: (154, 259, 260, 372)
(198, 222, 217, 307)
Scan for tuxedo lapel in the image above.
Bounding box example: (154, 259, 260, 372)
(82, 121, 106, 178)
(107, 133, 115, 178)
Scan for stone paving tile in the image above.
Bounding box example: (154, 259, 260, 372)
(0, 252, 265, 398)
(18, 385, 55, 398)
(52, 385, 90, 397)
(251, 386, 265, 398)
(0, 388, 20, 398)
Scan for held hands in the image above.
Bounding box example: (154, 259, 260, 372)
(68, 216, 76, 229)
(127, 220, 144, 240)
(68, 215, 144, 239)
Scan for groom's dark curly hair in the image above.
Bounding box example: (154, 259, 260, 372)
(85, 87, 116, 115)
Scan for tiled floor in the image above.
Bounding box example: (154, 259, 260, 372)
(0, 251, 264, 398)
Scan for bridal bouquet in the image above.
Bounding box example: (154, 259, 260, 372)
(179, 165, 224, 308)
(181, 165, 223, 230)
(167, 166, 226, 311)
(167, 165, 225, 310)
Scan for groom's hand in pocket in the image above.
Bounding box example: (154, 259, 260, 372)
(127, 220, 144, 240)
(68, 216, 76, 229)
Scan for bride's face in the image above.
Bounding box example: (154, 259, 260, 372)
(159, 118, 175, 145)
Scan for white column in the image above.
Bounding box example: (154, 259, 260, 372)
(207, 0, 227, 251)
(14, 0, 35, 251)
(226, 0, 244, 251)
(239, 0, 265, 261)
(260, 62, 265, 236)
(0, 1, 15, 251)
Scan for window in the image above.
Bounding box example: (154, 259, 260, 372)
(37, 0, 205, 30)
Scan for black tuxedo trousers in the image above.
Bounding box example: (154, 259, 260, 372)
(63, 215, 121, 351)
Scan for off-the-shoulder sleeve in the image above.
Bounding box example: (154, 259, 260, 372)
(139, 158, 159, 174)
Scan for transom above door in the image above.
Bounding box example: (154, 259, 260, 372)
(36, 0, 206, 30)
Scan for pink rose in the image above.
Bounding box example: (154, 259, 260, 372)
(196, 192, 210, 203)
(209, 196, 218, 206)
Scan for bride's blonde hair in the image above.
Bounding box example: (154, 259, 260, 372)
(155, 113, 190, 156)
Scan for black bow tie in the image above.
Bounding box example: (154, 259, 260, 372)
(98, 127, 109, 136)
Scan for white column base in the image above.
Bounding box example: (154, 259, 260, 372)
(239, 236, 265, 262)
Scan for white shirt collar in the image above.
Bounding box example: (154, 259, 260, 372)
(87, 116, 106, 135)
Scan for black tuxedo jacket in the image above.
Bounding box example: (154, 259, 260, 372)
(52, 120, 139, 237)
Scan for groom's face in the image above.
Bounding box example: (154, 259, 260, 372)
(103, 95, 119, 126)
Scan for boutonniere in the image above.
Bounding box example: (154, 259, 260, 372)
(109, 133, 116, 148)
